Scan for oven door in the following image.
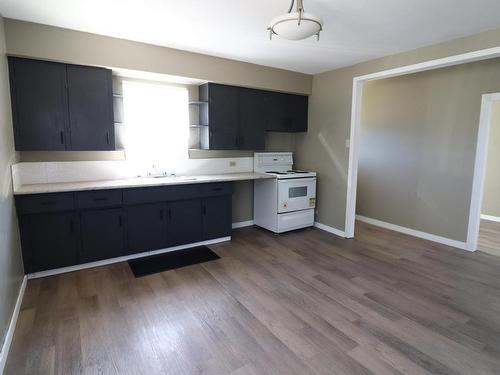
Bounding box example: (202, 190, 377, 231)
(277, 178, 316, 213)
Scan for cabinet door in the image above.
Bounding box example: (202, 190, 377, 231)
(127, 203, 168, 254)
(167, 199, 203, 246)
(207, 84, 239, 150)
(202, 196, 232, 240)
(67, 65, 115, 150)
(285, 94, 308, 132)
(9, 57, 68, 151)
(238, 88, 266, 150)
(263, 91, 286, 132)
(80, 208, 125, 263)
(20, 212, 79, 273)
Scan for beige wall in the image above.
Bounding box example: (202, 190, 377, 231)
(4, 19, 311, 95)
(0, 15, 24, 354)
(295, 26, 500, 235)
(357, 58, 500, 241)
(482, 102, 500, 217)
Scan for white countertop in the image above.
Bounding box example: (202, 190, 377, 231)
(14, 172, 273, 195)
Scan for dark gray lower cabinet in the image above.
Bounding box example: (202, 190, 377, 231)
(202, 196, 232, 240)
(127, 203, 168, 254)
(15, 182, 233, 273)
(19, 212, 79, 273)
(168, 199, 203, 246)
(80, 208, 126, 263)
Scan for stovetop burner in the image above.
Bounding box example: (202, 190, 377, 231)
(255, 153, 317, 179)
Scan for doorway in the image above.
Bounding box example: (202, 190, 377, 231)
(344, 46, 500, 252)
(475, 96, 500, 256)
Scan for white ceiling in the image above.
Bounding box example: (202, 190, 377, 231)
(1, 0, 500, 74)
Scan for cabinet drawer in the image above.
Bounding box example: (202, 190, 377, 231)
(16, 193, 75, 214)
(76, 190, 122, 209)
(199, 182, 233, 197)
(123, 185, 201, 205)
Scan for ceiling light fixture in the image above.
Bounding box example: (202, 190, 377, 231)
(268, 0, 324, 41)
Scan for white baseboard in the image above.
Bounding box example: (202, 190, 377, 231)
(314, 222, 346, 238)
(480, 214, 500, 223)
(232, 220, 254, 229)
(356, 215, 469, 251)
(28, 236, 231, 279)
(0, 275, 27, 374)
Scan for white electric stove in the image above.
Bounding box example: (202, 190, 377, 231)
(253, 152, 317, 233)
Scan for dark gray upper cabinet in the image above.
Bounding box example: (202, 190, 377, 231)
(8, 58, 69, 150)
(238, 88, 266, 150)
(67, 65, 115, 150)
(265, 91, 308, 132)
(198, 83, 308, 150)
(200, 83, 239, 150)
(8, 57, 114, 151)
(262, 91, 286, 132)
(284, 94, 308, 132)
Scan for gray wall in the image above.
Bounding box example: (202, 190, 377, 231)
(482, 102, 500, 217)
(294, 26, 500, 235)
(0, 14, 24, 354)
(357, 58, 500, 241)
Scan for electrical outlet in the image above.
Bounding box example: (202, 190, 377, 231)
(345, 139, 350, 148)
(229, 161, 237, 167)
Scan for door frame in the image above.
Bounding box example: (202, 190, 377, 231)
(344, 45, 500, 251)
(467, 92, 500, 251)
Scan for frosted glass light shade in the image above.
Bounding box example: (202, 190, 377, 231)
(269, 12, 323, 40)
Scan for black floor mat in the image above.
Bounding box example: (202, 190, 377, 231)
(128, 246, 220, 277)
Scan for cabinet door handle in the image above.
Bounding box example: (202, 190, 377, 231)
(60, 131, 64, 145)
(202, 204, 206, 216)
(168, 208, 172, 220)
(160, 209, 164, 221)
(69, 219, 75, 233)
(118, 215, 123, 227)
(212, 187, 223, 192)
(93, 197, 108, 202)
(106, 132, 110, 145)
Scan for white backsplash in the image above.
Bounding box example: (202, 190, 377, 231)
(12, 157, 254, 188)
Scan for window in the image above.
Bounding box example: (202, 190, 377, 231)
(289, 186, 308, 198)
(122, 80, 189, 173)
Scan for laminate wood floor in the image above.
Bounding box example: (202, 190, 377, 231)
(6, 222, 500, 374)
(478, 219, 500, 257)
